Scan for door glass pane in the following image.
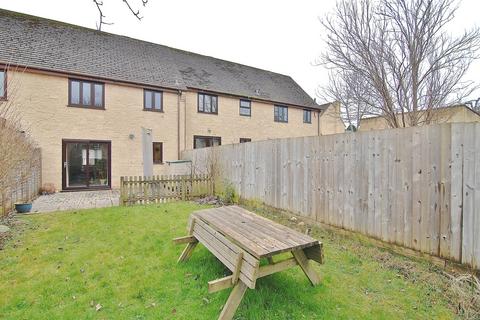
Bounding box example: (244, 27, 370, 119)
(70, 81, 80, 104)
(66, 142, 88, 188)
(82, 82, 91, 105)
(88, 143, 109, 187)
(94, 84, 103, 107)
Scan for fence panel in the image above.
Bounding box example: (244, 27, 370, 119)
(0, 150, 41, 217)
(182, 123, 480, 270)
(120, 174, 212, 206)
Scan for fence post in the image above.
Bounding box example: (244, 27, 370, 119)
(120, 176, 124, 206)
(181, 175, 186, 201)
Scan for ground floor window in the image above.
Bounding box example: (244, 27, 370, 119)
(193, 135, 221, 149)
(153, 142, 163, 164)
(240, 138, 251, 143)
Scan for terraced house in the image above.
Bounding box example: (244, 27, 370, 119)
(0, 9, 344, 191)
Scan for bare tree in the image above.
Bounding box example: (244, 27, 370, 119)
(318, 0, 480, 128)
(0, 66, 39, 216)
(317, 70, 372, 129)
(93, 0, 149, 31)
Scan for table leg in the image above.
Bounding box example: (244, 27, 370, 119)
(177, 242, 198, 263)
(218, 281, 248, 320)
(176, 217, 199, 263)
(292, 249, 321, 286)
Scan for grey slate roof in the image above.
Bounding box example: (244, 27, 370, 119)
(0, 9, 321, 109)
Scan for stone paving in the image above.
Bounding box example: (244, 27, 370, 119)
(31, 190, 120, 213)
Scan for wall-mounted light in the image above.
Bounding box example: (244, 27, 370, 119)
(128, 133, 135, 140)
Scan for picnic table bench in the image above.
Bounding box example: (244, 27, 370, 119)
(173, 205, 324, 320)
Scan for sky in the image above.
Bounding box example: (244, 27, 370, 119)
(0, 0, 479, 103)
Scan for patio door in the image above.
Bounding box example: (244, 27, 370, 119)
(62, 140, 111, 190)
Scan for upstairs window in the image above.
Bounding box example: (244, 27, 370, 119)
(194, 135, 221, 149)
(144, 89, 163, 111)
(303, 109, 312, 123)
(274, 105, 288, 122)
(240, 138, 251, 143)
(153, 142, 163, 164)
(69, 79, 104, 109)
(0, 70, 5, 99)
(239, 99, 251, 116)
(198, 93, 218, 114)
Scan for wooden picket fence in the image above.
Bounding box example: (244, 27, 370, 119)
(119, 174, 212, 206)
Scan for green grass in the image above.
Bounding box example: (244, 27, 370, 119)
(0, 202, 455, 319)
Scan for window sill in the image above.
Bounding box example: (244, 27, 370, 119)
(143, 109, 164, 113)
(274, 120, 288, 123)
(153, 162, 164, 165)
(197, 110, 218, 115)
(67, 104, 105, 110)
(239, 114, 251, 117)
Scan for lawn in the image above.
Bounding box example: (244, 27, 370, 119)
(0, 202, 456, 319)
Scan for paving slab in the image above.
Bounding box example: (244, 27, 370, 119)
(30, 190, 120, 213)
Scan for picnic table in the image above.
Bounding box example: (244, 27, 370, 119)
(173, 205, 324, 320)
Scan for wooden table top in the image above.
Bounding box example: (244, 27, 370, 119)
(192, 205, 319, 259)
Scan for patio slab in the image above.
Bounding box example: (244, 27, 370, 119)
(30, 190, 120, 213)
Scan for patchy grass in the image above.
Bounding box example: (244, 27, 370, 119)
(0, 202, 456, 319)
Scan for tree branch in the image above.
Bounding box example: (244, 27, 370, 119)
(93, 0, 149, 30)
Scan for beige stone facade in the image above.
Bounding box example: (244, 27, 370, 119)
(359, 105, 480, 131)
(8, 69, 343, 190)
(318, 102, 345, 135)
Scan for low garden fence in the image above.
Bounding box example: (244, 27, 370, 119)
(120, 174, 212, 206)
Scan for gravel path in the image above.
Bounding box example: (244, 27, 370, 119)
(31, 190, 120, 213)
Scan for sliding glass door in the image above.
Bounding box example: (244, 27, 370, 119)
(62, 140, 111, 190)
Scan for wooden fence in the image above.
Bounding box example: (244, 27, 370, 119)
(182, 123, 480, 270)
(120, 174, 212, 206)
(0, 150, 42, 217)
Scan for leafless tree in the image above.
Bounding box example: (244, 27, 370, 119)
(93, 0, 149, 31)
(0, 66, 39, 215)
(317, 70, 372, 130)
(318, 0, 480, 128)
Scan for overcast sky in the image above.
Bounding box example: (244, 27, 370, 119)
(1, 0, 479, 102)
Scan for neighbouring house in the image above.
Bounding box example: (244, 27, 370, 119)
(358, 105, 480, 131)
(0, 9, 344, 191)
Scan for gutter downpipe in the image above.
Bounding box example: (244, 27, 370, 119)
(177, 90, 182, 160)
(317, 110, 321, 136)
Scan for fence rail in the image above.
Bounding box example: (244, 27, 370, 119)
(120, 174, 212, 206)
(183, 123, 480, 270)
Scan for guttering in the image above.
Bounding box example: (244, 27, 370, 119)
(0, 62, 184, 93)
